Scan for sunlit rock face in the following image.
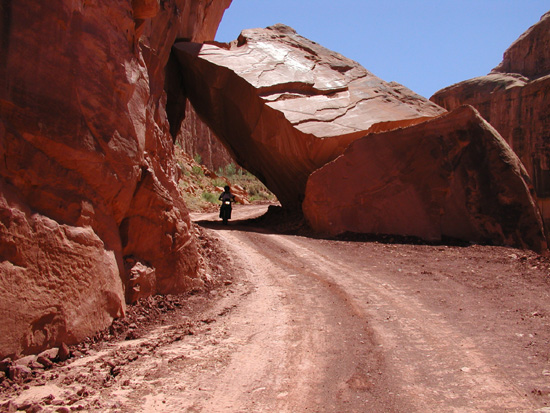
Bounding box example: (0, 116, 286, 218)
(174, 24, 445, 208)
(0, 0, 230, 358)
(431, 12, 550, 224)
(303, 106, 547, 252)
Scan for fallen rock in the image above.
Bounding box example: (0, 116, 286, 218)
(431, 12, 550, 225)
(8, 364, 32, 382)
(303, 106, 547, 252)
(125, 260, 157, 304)
(57, 343, 71, 363)
(174, 24, 445, 208)
(37, 348, 59, 362)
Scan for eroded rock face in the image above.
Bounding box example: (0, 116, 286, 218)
(303, 106, 547, 252)
(0, 0, 230, 358)
(174, 24, 445, 208)
(0, 181, 124, 356)
(431, 12, 550, 224)
(179, 103, 234, 171)
(492, 11, 550, 79)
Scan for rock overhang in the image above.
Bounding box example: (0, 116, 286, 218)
(173, 24, 445, 208)
(173, 23, 547, 251)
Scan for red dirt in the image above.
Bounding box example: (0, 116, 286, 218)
(2, 204, 550, 412)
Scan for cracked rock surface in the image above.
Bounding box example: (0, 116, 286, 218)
(174, 24, 445, 207)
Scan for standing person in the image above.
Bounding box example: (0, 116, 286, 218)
(219, 185, 235, 225)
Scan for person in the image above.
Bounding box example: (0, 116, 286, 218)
(218, 185, 235, 224)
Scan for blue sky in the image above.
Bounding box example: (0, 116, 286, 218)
(215, 1, 549, 98)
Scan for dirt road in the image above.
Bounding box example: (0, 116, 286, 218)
(3, 204, 550, 412)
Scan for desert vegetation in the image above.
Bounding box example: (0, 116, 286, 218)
(176, 147, 276, 212)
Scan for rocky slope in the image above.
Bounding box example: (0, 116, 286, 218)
(431, 11, 550, 224)
(174, 24, 446, 208)
(0, 0, 231, 358)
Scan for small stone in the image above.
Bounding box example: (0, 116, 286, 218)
(37, 356, 53, 369)
(58, 343, 71, 362)
(8, 364, 32, 382)
(25, 403, 44, 413)
(38, 348, 59, 361)
(0, 357, 12, 372)
(29, 361, 45, 370)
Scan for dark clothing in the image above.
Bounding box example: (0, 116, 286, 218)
(219, 190, 235, 220)
(219, 191, 235, 202)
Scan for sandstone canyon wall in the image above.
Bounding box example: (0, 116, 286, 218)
(179, 103, 234, 171)
(431, 11, 550, 225)
(175, 24, 546, 251)
(0, 0, 231, 358)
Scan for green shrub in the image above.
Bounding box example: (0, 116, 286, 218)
(193, 153, 202, 164)
(192, 165, 204, 176)
(202, 192, 218, 203)
(212, 178, 226, 187)
(224, 163, 237, 176)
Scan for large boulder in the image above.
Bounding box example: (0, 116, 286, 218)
(302, 105, 547, 252)
(174, 24, 445, 208)
(0, 0, 231, 358)
(431, 12, 550, 224)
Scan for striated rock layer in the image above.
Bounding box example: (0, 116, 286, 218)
(0, 0, 231, 358)
(431, 11, 550, 224)
(303, 106, 547, 252)
(179, 103, 234, 171)
(174, 24, 445, 208)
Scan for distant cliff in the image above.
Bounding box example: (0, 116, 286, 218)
(431, 11, 550, 225)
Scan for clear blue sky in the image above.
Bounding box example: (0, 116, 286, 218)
(215, 1, 549, 98)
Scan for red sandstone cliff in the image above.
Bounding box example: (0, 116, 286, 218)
(431, 11, 550, 224)
(0, 0, 231, 358)
(179, 103, 234, 171)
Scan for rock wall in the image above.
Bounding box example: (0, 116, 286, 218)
(303, 106, 547, 252)
(174, 24, 445, 208)
(0, 0, 231, 358)
(179, 103, 234, 171)
(431, 11, 550, 224)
